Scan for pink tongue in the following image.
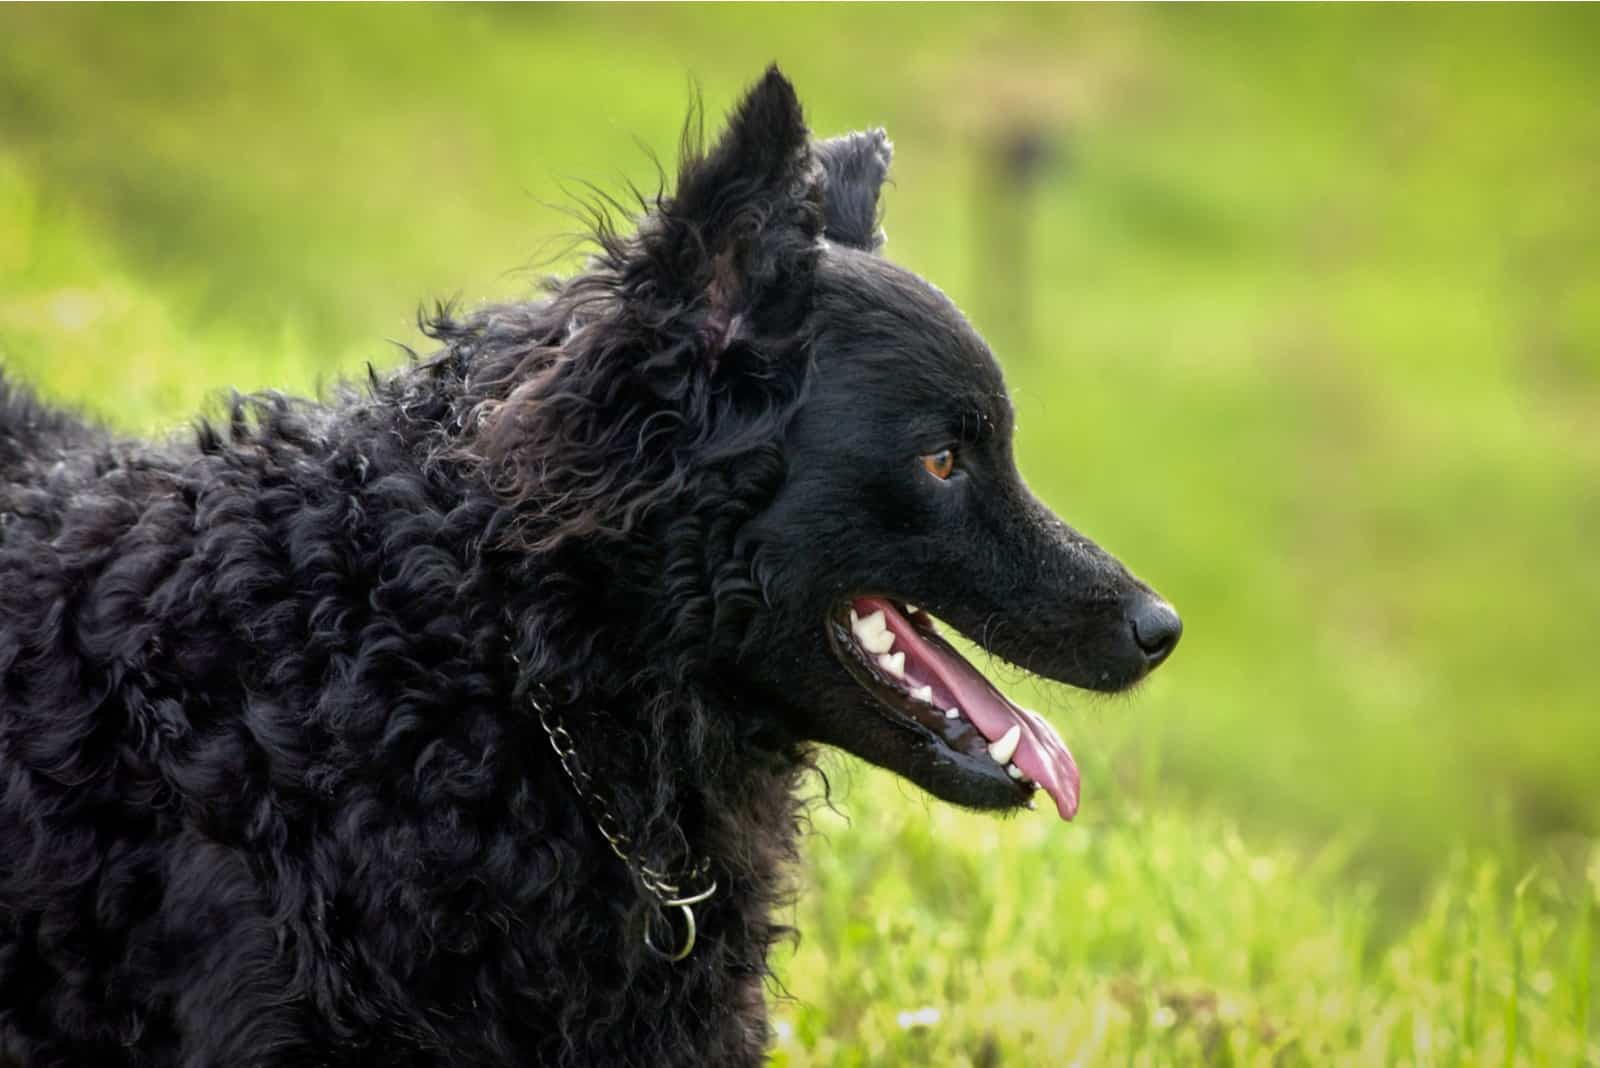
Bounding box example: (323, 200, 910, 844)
(861, 599, 1081, 821)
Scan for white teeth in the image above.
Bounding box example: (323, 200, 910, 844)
(909, 685, 933, 704)
(944, 707, 960, 719)
(1007, 764, 1025, 780)
(852, 609, 895, 654)
(905, 603, 920, 614)
(853, 608, 886, 638)
(987, 724, 1021, 766)
(861, 629, 895, 655)
(851, 607, 889, 633)
(877, 651, 905, 678)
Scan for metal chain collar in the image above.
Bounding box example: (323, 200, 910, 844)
(510, 652, 718, 962)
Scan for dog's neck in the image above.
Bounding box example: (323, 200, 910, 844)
(498, 575, 812, 962)
(373, 347, 812, 969)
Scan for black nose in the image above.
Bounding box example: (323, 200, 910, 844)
(1129, 596, 1182, 667)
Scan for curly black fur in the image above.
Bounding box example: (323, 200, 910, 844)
(0, 68, 1178, 1067)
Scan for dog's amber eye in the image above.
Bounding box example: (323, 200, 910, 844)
(921, 449, 956, 480)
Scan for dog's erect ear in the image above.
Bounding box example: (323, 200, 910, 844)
(644, 66, 824, 356)
(813, 129, 892, 252)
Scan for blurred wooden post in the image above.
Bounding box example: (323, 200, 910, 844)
(932, 47, 1093, 357)
(971, 125, 1061, 352)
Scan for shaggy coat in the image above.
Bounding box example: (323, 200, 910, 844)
(0, 69, 1178, 1067)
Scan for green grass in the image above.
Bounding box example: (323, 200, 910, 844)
(2, 5, 1597, 1063)
(774, 798, 1597, 1066)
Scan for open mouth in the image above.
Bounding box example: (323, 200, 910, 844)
(826, 596, 1081, 821)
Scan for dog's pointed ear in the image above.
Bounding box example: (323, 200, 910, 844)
(813, 128, 892, 252)
(644, 66, 823, 357)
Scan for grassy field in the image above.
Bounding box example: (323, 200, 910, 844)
(2, 6, 1597, 1063)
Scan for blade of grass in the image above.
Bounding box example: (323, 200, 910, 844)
(1506, 869, 1536, 1068)
(1577, 849, 1594, 1068)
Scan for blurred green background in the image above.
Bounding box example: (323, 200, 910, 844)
(3, 6, 1597, 1064)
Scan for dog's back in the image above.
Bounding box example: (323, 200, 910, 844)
(0, 374, 384, 1066)
(0, 372, 109, 559)
(0, 371, 103, 479)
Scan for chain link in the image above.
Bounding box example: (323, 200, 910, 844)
(510, 648, 717, 961)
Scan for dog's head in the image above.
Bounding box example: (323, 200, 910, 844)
(475, 68, 1179, 821)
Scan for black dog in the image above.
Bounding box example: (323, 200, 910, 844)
(0, 69, 1179, 1067)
